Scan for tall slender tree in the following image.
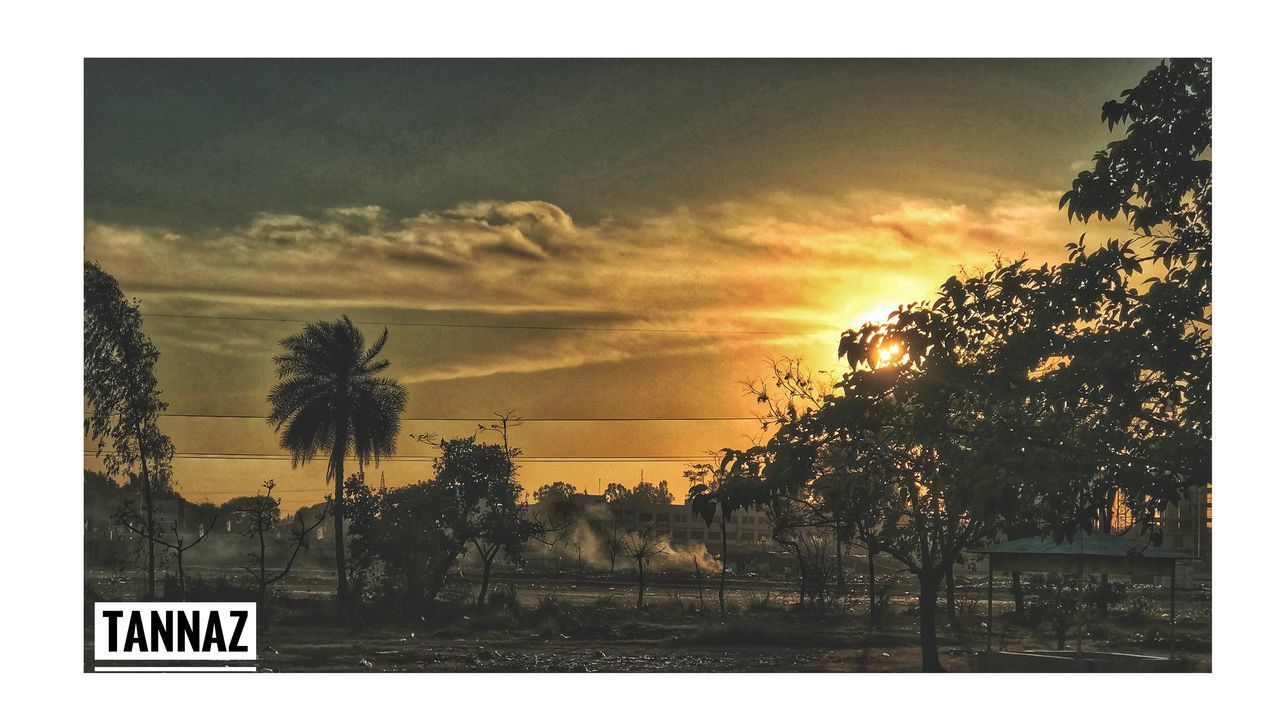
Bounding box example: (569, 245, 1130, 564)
(267, 316, 407, 616)
(84, 261, 174, 599)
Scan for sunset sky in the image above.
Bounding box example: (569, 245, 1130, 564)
(84, 59, 1144, 511)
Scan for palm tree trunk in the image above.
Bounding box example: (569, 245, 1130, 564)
(332, 454, 349, 617)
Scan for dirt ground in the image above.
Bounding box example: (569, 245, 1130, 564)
(85, 567, 1211, 673)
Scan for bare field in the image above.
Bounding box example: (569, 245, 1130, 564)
(85, 566, 1210, 672)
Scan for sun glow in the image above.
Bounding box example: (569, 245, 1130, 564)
(876, 342, 903, 367)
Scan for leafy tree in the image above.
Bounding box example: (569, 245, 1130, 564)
(1052, 57, 1211, 528)
(84, 261, 175, 599)
(266, 316, 408, 618)
(735, 369, 1000, 669)
(345, 474, 466, 617)
(745, 358, 888, 617)
(687, 458, 753, 619)
(602, 482, 630, 503)
(602, 480, 675, 505)
(842, 58, 1210, 668)
(431, 436, 541, 608)
(533, 481, 578, 503)
(723, 58, 1211, 671)
(632, 480, 674, 505)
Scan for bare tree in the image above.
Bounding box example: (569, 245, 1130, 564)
(600, 520, 625, 574)
(116, 500, 216, 601)
(234, 480, 329, 629)
(621, 526, 667, 608)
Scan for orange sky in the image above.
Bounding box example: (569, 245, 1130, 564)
(84, 59, 1140, 511)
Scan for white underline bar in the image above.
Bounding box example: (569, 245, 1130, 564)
(95, 666, 257, 672)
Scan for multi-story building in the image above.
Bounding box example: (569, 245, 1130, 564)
(1153, 483, 1211, 583)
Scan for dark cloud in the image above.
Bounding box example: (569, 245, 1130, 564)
(85, 59, 1156, 231)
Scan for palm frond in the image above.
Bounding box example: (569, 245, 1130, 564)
(267, 316, 407, 479)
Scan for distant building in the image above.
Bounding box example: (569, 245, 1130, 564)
(1153, 483, 1211, 583)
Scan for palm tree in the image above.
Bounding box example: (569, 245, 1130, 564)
(267, 316, 407, 614)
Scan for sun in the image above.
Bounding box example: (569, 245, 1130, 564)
(876, 342, 902, 367)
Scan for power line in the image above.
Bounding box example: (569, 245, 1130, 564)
(142, 311, 822, 337)
(83, 451, 712, 462)
(126, 412, 758, 423)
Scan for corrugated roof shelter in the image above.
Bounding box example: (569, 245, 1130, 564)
(979, 532, 1194, 578)
(976, 532, 1198, 657)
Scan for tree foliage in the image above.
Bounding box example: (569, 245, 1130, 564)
(720, 58, 1211, 671)
(603, 480, 675, 505)
(533, 481, 578, 503)
(434, 436, 541, 606)
(687, 458, 755, 618)
(345, 436, 542, 615)
(84, 261, 175, 598)
(346, 474, 466, 615)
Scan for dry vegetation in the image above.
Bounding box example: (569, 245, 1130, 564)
(85, 566, 1210, 672)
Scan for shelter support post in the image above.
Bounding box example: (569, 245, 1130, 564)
(1076, 554, 1084, 654)
(1170, 560, 1177, 659)
(986, 557, 993, 652)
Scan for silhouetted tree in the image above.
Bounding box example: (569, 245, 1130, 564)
(266, 316, 407, 621)
(721, 59, 1211, 671)
(84, 261, 175, 599)
(632, 480, 674, 505)
(115, 497, 216, 601)
(430, 435, 540, 608)
(603, 480, 675, 505)
(533, 481, 578, 503)
(233, 480, 328, 628)
(532, 481, 584, 538)
(687, 457, 753, 619)
(345, 475, 465, 616)
(621, 526, 666, 608)
(598, 519, 625, 574)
